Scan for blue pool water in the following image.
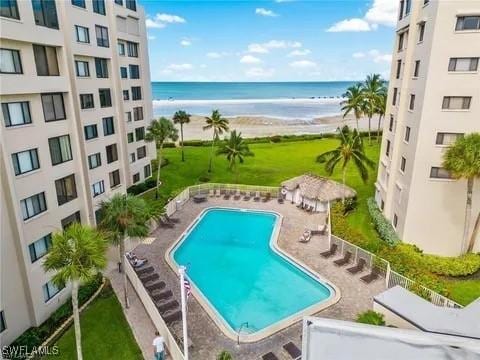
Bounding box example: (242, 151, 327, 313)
(172, 208, 333, 334)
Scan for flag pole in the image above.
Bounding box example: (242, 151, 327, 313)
(179, 265, 189, 360)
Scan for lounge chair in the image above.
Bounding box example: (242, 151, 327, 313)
(283, 342, 301, 360)
(217, 189, 224, 197)
(253, 191, 261, 201)
(223, 190, 231, 200)
(262, 192, 271, 202)
(151, 289, 173, 302)
(135, 265, 154, 275)
(140, 272, 159, 283)
(146, 281, 166, 293)
(243, 192, 251, 201)
(277, 195, 284, 204)
(347, 258, 367, 274)
(320, 243, 338, 258)
(333, 251, 352, 266)
(262, 352, 279, 360)
(296, 203, 303, 209)
(159, 217, 174, 228)
(209, 189, 215, 197)
(193, 194, 207, 203)
(299, 230, 312, 243)
(311, 224, 327, 235)
(163, 310, 182, 325)
(360, 267, 380, 284)
(234, 190, 241, 200)
(156, 299, 179, 314)
(165, 215, 180, 224)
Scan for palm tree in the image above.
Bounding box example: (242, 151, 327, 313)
(316, 126, 375, 203)
(99, 194, 162, 307)
(362, 74, 386, 145)
(145, 117, 179, 199)
(203, 110, 229, 172)
(375, 90, 387, 143)
(43, 223, 107, 360)
(443, 133, 480, 253)
(341, 83, 364, 131)
(172, 110, 191, 162)
(216, 130, 254, 183)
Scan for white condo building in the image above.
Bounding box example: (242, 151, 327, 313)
(0, 0, 155, 345)
(375, 0, 480, 256)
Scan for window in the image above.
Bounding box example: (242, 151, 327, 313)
(92, 0, 105, 15)
(409, 94, 415, 110)
(2, 101, 31, 127)
(71, 0, 85, 8)
(442, 96, 471, 110)
(125, 111, 132, 122)
(430, 167, 452, 179)
(135, 126, 144, 141)
(84, 124, 98, 140)
(75, 25, 90, 43)
(92, 180, 105, 197)
(0, 310, 5, 333)
(120, 67, 127, 78)
(456, 16, 480, 31)
(118, 42, 125, 56)
(1, 0, 19, 19)
(109, 169, 120, 188)
(436, 132, 463, 146)
(88, 153, 101, 169)
(404, 126, 411, 142)
(418, 22, 425, 42)
(448, 58, 479, 72)
(33, 45, 59, 76)
(125, 133, 133, 145)
(95, 58, 108, 78)
(388, 115, 394, 132)
(413, 60, 420, 77)
(12, 149, 39, 175)
(399, 0, 404, 20)
(43, 281, 62, 302)
(133, 173, 140, 183)
(392, 88, 398, 106)
(137, 145, 146, 159)
(123, 90, 129, 100)
(129, 152, 135, 163)
(0, 48, 22, 74)
(129, 64, 139, 79)
(94, 208, 103, 225)
(126, 0, 136, 11)
(21, 192, 47, 220)
(103, 117, 115, 136)
(95, 25, 109, 47)
(115, 0, 123, 5)
(395, 60, 401, 79)
(61, 211, 81, 229)
(49, 135, 72, 165)
(99, 89, 112, 107)
(28, 234, 52, 263)
(131, 86, 142, 100)
(127, 41, 138, 57)
(133, 106, 143, 121)
(80, 94, 94, 109)
(41, 93, 66, 122)
(400, 157, 406, 172)
(32, 0, 59, 29)
(106, 144, 118, 163)
(55, 174, 77, 205)
(405, 0, 411, 15)
(75, 61, 90, 77)
(393, 214, 398, 228)
(144, 164, 151, 178)
(385, 140, 391, 157)
(398, 33, 405, 52)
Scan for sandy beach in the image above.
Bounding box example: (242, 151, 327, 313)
(180, 113, 382, 140)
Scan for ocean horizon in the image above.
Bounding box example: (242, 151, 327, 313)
(151, 81, 355, 121)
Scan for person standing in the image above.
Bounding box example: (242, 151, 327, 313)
(153, 331, 165, 360)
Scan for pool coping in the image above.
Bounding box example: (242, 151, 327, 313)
(165, 206, 341, 343)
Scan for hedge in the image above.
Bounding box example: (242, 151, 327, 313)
(356, 310, 385, 326)
(367, 197, 400, 246)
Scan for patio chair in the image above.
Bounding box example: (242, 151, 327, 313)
(223, 190, 231, 200)
(151, 289, 173, 302)
(311, 224, 327, 235)
(135, 265, 154, 275)
(347, 258, 367, 274)
(243, 192, 251, 201)
(165, 215, 180, 224)
(253, 191, 261, 201)
(146, 281, 166, 293)
(360, 267, 380, 284)
(156, 299, 179, 314)
(262, 352, 279, 360)
(163, 309, 182, 325)
(209, 189, 215, 197)
(262, 192, 271, 202)
(234, 190, 241, 200)
(299, 230, 312, 243)
(320, 243, 338, 258)
(140, 273, 160, 284)
(283, 342, 301, 360)
(217, 189, 224, 197)
(333, 251, 352, 266)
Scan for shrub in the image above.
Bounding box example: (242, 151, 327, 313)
(425, 253, 480, 276)
(270, 135, 282, 143)
(356, 310, 385, 326)
(163, 142, 176, 148)
(198, 174, 211, 182)
(342, 197, 357, 215)
(217, 351, 233, 360)
(367, 197, 399, 246)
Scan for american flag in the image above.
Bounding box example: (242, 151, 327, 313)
(184, 278, 191, 298)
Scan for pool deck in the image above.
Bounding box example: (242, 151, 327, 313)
(130, 197, 386, 359)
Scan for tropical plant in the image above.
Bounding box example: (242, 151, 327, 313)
(145, 117, 179, 199)
(443, 133, 480, 253)
(341, 83, 365, 131)
(172, 110, 191, 162)
(356, 310, 385, 326)
(375, 90, 387, 143)
(203, 109, 229, 172)
(43, 223, 107, 360)
(317, 126, 375, 203)
(216, 130, 254, 183)
(99, 194, 162, 307)
(217, 351, 233, 360)
(362, 74, 386, 145)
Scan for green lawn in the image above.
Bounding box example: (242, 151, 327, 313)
(45, 287, 142, 360)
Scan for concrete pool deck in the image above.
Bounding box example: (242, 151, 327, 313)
(128, 197, 386, 359)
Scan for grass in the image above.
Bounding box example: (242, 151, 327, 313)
(45, 286, 142, 360)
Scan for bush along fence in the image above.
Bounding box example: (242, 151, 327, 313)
(367, 197, 400, 245)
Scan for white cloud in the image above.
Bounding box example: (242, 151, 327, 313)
(162, 63, 193, 74)
(247, 40, 302, 54)
(145, 19, 165, 29)
(245, 67, 275, 78)
(288, 49, 311, 57)
(255, 8, 278, 17)
(180, 39, 192, 46)
(146, 13, 186, 29)
(148, 35, 156, 40)
(240, 55, 262, 64)
(352, 52, 366, 58)
(206, 51, 229, 59)
(352, 49, 392, 63)
(289, 60, 317, 69)
(326, 0, 398, 32)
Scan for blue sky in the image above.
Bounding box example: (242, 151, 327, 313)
(142, 0, 398, 82)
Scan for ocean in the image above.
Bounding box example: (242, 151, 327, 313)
(151, 82, 355, 121)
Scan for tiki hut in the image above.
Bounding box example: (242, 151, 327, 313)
(280, 174, 356, 212)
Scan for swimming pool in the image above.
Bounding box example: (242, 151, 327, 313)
(169, 207, 337, 340)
